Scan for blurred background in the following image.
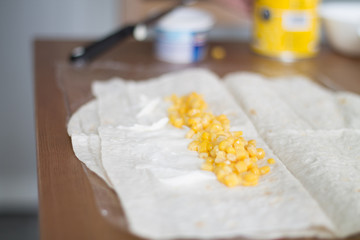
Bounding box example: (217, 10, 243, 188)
(0, 0, 358, 239)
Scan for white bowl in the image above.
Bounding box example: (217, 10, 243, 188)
(319, 2, 360, 57)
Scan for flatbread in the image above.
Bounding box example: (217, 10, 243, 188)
(225, 72, 360, 237)
(67, 68, 360, 239)
(67, 100, 112, 186)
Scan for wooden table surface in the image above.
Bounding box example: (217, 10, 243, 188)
(34, 39, 360, 240)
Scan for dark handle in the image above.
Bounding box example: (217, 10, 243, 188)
(69, 25, 135, 64)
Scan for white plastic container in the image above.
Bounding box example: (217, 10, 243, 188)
(319, 2, 360, 57)
(155, 7, 214, 63)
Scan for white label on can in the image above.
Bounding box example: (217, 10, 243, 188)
(282, 10, 311, 32)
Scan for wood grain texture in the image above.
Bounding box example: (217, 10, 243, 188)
(35, 39, 360, 240)
(35, 40, 140, 240)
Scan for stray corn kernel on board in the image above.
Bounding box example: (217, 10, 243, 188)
(67, 69, 360, 239)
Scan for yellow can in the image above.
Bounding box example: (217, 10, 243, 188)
(252, 0, 320, 61)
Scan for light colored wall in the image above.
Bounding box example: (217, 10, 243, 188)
(0, 0, 120, 211)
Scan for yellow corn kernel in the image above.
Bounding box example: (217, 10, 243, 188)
(267, 158, 276, 164)
(169, 93, 179, 102)
(218, 141, 228, 151)
(234, 140, 245, 150)
(179, 106, 187, 115)
(224, 132, 232, 137)
(187, 108, 200, 117)
(222, 123, 230, 132)
(167, 107, 177, 114)
(211, 46, 226, 60)
(216, 114, 229, 122)
(191, 112, 202, 118)
(249, 161, 258, 169)
(243, 158, 253, 170)
(208, 142, 213, 151)
(194, 131, 202, 140)
(201, 162, 213, 171)
(210, 133, 218, 142)
(170, 117, 184, 128)
(241, 178, 258, 186)
(169, 112, 177, 119)
(215, 169, 226, 181)
(215, 151, 226, 163)
(215, 157, 225, 163)
(242, 172, 259, 184)
(201, 114, 213, 128)
(205, 157, 214, 164)
(187, 117, 197, 126)
(235, 161, 247, 173)
(223, 173, 240, 187)
(199, 152, 209, 159)
(225, 146, 236, 154)
(227, 153, 236, 162)
(236, 149, 249, 161)
(209, 123, 222, 133)
(215, 135, 227, 145)
(214, 162, 227, 168)
(214, 171, 225, 181)
(248, 139, 256, 146)
(238, 137, 247, 144)
(220, 123, 229, 132)
(250, 166, 260, 175)
(216, 114, 228, 121)
(221, 123, 230, 131)
(203, 112, 214, 119)
(216, 130, 227, 139)
(214, 165, 232, 179)
(201, 132, 210, 141)
(232, 131, 243, 137)
(190, 122, 202, 133)
(195, 101, 207, 110)
(260, 166, 270, 175)
(185, 129, 195, 139)
(246, 144, 258, 158)
(210, 149, 216, 158)
(216, 150, 226, 159)
(211, 118, 221, 124)
(188, 140, 200, 151)
(198, 141, 210, 153)
(219, 115, 229, 122)
(250, 157, 258, 163)
(256, 148, 265, 159)
(226, 136, 235, 145)
(222, 165, 233, 174)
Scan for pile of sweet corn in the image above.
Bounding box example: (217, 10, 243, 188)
(168, 92, 275, 187)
